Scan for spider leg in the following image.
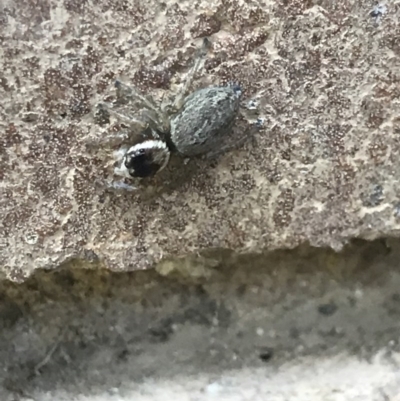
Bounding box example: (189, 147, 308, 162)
(84, 129, 132, 149)
(205, 121, 261, 160)
(139, 109, 166, 134)
(115, 80, 169, 132)
(85, 103, 150, 149)
(108, 181, 137, 191)
(95, 178, 138, 192)
(98, 102, 148, 129)
(95, 156, 137, 192)
(173, 38, 211, 111)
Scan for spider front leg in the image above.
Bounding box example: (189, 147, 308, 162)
(172, 37, 211, 111)
(99, 102, 148, 129)
(97, 145, 142, 193)
(104, 180, 138, 192)
(90, 105, 144, 192)
(115, 80, 170, 133)
(86, 102, 150, 149)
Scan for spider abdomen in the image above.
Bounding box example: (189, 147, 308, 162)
(170, 86, 241, 157)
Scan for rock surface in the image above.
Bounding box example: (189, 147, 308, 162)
(1, 240, 400, 400)
(1, 0, 400, 279)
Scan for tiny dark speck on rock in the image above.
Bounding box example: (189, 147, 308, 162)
(148, 320, 174, 343)
(83, 249, 99, 262)
(361, 184, 384, 207)
(53, 270, 76, 287)
(93, 105, 110, 125)
(370, 4, 388, 24)
(258, 347, 274, 362)
(318, 302, 338, 316)
(391, 293, 400, 303)
(348, 296, 357, 307)
(370, 4, 387, 19)
(0, 301, 23, 328)
(117, 348, 129, 361)
(117, 49, 126, 58)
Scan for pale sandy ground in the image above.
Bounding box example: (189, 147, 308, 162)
(28, 355, 400, 401)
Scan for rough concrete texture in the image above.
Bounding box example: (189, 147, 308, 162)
(2, 0, 400, 278)
(1, 240, 400, 400)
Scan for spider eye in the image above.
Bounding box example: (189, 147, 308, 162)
(124, 147, 164, 178)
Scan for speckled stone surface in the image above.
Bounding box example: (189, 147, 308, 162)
(1, 0, 400, 280)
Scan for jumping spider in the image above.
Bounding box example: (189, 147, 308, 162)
(94, 37, 259, 191)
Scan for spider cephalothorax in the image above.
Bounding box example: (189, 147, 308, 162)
(94, 38, 259, 190)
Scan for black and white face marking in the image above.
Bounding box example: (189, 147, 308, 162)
(116, 140, 170, 178)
